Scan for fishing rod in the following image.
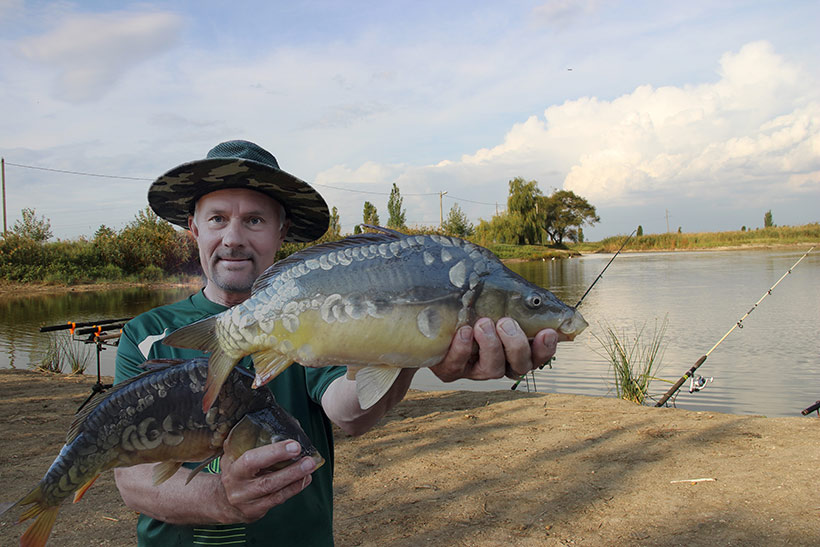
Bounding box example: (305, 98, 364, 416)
(511, 229, 637, 391)
(655, 246, 815, 407)
(574, 229, 637, 309)
(40, 317, 132, 333)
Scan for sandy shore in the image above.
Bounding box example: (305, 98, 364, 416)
(2, 369, 819, 546)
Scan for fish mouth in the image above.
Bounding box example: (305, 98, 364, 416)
(557, 310, 588, 341)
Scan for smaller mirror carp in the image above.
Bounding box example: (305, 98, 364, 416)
(1, 358, 322, 547)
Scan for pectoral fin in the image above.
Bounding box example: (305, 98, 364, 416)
(152, 461, 184, 486)
(355, 365, 402, 410)
(251, 349, 294, 388)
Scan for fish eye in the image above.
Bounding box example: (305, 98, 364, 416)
(525, 293, 543, 309)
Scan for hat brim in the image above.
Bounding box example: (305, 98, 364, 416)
(148, 158, 329, 243)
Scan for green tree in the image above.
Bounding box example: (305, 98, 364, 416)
(327, 206, 341, 238)
(12, 208, 52, 243)
(441, 203, 474, 237)
(362, 201, 379, 227)
(117, 207, 187, 273)
(507, 177, 546, 244)
(543, 190, 600, 245)
(637, 225, 643, 237)
(764, 210, 773, 228)
(386, 183, 406, 230)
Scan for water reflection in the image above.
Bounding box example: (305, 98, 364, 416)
(0, 286, 198, 372)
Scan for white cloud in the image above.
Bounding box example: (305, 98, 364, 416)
(433, 41, 818, 208)
(17, 10, 183, 102)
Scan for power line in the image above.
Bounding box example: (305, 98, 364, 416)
(4, 160, 447, 197)
(4, 160, 505, 220)
(4, 161, 153, 181)
(312, 182, 438, 196)
(444, 193, 500, 206)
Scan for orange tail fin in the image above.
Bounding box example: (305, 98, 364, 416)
(19, 506, 59, 547)
(13, 486, 59, 547)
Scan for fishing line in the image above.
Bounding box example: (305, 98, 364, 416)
(655, 246, 815, 407)
(511, 229, 637, 391)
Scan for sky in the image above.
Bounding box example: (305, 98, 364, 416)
(0, 0, 818, 241)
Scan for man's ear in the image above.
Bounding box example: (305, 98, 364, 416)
(188, 215, 198, 237)
(279, 219, 291, 244)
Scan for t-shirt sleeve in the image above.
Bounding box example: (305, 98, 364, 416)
(303, 365, 347, 405)
(115, 323, 148, 385)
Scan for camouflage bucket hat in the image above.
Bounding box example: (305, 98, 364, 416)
(148, 140, 329, 243)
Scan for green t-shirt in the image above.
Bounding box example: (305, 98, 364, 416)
(115, 289, 345, 546)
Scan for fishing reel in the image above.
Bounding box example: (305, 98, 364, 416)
(688, 375, 713, 393)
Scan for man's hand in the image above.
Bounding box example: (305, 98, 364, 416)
(430, 317, 560, 382)
(217, 440, 317, 523)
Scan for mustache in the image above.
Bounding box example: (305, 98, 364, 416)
(215, 251, 254, 261)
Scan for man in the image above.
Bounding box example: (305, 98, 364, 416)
(114, 140, 561, 545)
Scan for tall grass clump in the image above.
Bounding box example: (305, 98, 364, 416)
(36, 334, 92, 374)
(595, 317, 669, 404)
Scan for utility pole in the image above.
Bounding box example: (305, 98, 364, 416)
(665, 209, 670, 233)
(1, 157, 6, 235)
(439, 191, 448, 228)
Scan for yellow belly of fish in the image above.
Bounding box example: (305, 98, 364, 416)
(267, 304, 460, 369)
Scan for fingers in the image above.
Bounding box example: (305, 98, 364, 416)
(469, 318, 507, 380)
(531, 329, 559, 367)
(495, 318, 532, 377)
(429, 324, 475, 382)
(220, 440, 317, 522)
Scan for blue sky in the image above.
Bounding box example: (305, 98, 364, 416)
(1, 0, 818, 240)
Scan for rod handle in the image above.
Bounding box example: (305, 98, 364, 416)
(655, 355, 708, 407)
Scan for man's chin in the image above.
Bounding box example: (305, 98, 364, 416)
(211, 272, 256, 294)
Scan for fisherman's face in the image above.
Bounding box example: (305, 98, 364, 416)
(190, 188, 289, 307)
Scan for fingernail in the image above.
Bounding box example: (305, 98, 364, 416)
(301, 457, 316, 472)
(286, 441, 301, 455)
(459, 326, 472, 341)
(498, 318, 520, 336)
(477, 318, 494, 335)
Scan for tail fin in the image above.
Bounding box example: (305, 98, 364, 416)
(163, 316, 220, 352)
(10, 485, 59, 547)
(202, 347, 240, 413)
(20, 507, 58, 547)
(163, 316, 240, 412)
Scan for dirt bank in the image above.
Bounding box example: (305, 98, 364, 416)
(1, 369, 819, 546)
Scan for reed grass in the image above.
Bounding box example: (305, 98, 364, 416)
(36, 334, 91, 374)
(595, 317, 668, 404)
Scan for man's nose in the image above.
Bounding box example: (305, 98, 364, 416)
(221, 219, 246, 247)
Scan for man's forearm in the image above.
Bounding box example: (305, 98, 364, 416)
(322, 368, 417, 436)
(114, 464, 236, 525)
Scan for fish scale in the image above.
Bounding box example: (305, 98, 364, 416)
(164, 226, 588, 413)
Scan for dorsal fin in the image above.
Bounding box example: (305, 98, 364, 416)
(359, 224, 405, 236)
(251, 228, 401, 294)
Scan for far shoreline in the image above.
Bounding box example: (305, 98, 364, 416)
(0, 241, 814, 298)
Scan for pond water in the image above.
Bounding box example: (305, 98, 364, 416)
(2, 248, 818, 417)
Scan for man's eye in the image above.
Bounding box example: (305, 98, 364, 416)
(248, 217, 263, 225)
(209, 215, 225, 224)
